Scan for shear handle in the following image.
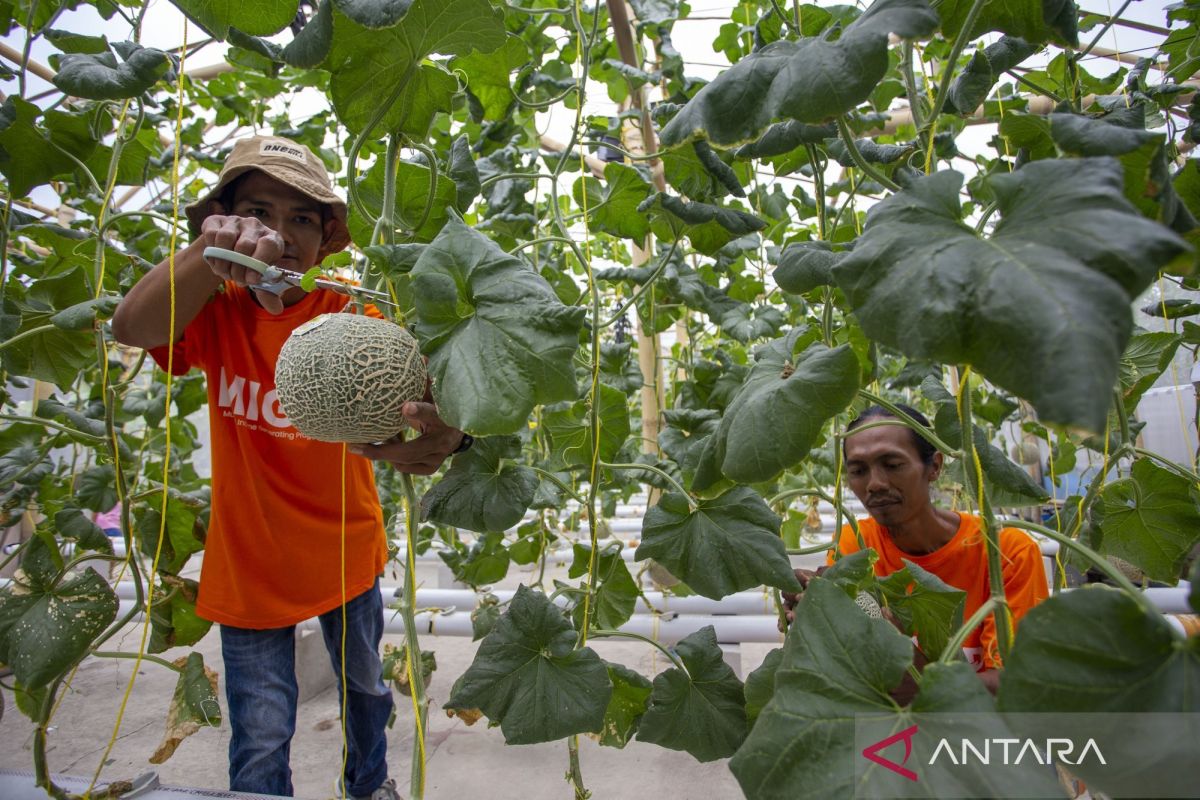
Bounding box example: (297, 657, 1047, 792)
(202, 246, 290, 296)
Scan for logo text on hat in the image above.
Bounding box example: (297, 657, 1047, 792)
(259, 140, 307, 164)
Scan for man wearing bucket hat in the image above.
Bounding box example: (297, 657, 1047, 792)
(113, 135, 465, 800)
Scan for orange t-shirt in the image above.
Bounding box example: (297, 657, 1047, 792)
(827, 514, 1048, 670)
(149, 283, 388, 629)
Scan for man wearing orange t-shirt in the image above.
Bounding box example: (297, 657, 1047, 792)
(782, 404, 1048, 701)
(112, 136, 466, 800)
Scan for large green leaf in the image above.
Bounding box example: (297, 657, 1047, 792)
(692, 329, 860, 489)
(639, 192, 766, 255)
(1119, 331, 1182, 408)
(439, 531, 510, 587)
(1091, 458, 1200, 584)
(944, 36, 1039, 115)
(451, 35, 529, 121)
(573, 162, 653, 244)
(445, 585, 612, 743)
(599, 341, 644, 395)
(775, 242, 844, 294)
(420, 435, 538, 533)
(597, 661, 652, 748)
(999, 585, 1200, 712)
(0, 568, 118, 689)
(52, 45, 171, 100)
(729, 578, 912, 799)
(349, 149, 459, 246)
(635, 626, 748, 761)
(149, 577, 212, 653)
(636, 487, 802, 600)
(938, 0, 1078, 47)
(325, 0, 504, 133)
(0, 97, 86, 197)
(135, 496, 206, 576)
(410, 218, 586, 435)
(658, 408, 720, 481)
(878, 560, 966, 661)
(833, 159, 1188, 433)
(543, 383, 630, 470)
(658, 0, 939, 148)
(568, 542, 638, 631)
(333, 0, 412, 28)
(282, 0, 334, 67)
(447, 135, 480, 212)
(744, 646, 782, 726)
(168, 0, 299, 37)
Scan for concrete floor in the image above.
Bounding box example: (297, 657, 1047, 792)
(0, 555, 781, 800)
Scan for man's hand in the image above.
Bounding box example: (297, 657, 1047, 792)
(778, 565, 828, 632)
(199, 214, 287, 314)
(347, 402, 465, 475)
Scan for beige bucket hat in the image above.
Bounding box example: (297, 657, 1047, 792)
(184, 135, 352, 260)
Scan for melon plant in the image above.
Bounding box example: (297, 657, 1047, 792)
(275, 312, 426, 444)
(2, 0, 1200, 798)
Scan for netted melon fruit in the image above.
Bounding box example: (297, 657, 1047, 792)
(855, 591, 882, 619)
(1106, 555, 1147, 584)
(275, 313, 426, 444)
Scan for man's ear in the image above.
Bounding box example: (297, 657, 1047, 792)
(927, 451, 944, 481)
(320, 217, 337, 253)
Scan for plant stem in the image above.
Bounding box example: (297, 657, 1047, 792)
(1005, 71, 1065, 104)
(1133, 447, 1200, 483)
(91, 651, 183, 672)
(0, 325, 58, 353)
(530, 466, 587, 504)
(787, 541, 835, 555)
(404, 141, 440, 236)
(1076, 0, 1136, 62)
(599, 240, 679, 328)
(768, 0, 800, 36)
(399, 473, 428, 800)
(0, 413, 106, 443)
(855, 390, 960, 456)
(344, 62, 416, 222)
(956, 370, 1013, 663)
(923, 0, 990, 147)
(901, 41, 926, 130)
(590, 628, 687, 673)
(509, 235, 578, 254)
(938, 597, 998, 664)
(567, 735, 588, 800)
(599, 461, 691, 504)
(835, 117, 900, 192)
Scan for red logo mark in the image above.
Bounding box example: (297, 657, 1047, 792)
(862, 724, 919, 782)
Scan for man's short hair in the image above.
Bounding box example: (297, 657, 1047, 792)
(844, 404, 938, 466)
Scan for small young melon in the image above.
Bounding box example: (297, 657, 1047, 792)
(275, 313, 426, 444)
(855, 591, 882, 619)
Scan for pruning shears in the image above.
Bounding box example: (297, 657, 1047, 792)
(202, 246, 398, 308)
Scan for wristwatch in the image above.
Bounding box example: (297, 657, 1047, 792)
(452, 433, 474, 454)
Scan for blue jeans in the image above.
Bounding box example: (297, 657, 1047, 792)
(220, 579, 394, 797)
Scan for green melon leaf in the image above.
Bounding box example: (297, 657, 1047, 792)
(325, 0, 504, 133)
(658, 408, 720, 481)
(1091, 458, 1200, 584)
(0, 568, 118, 690)
(149, 578, 212, 653)
(999, 586, 1200, 713)
(729, 578, 912, 799)
(75, 465, 119, 513)
(573, 162, 654, 244)
(411, 218, 586, 435)
(878, 560, 966, 661)
(599, 341, 644, 395)
(45, 28, 110, 54)
(0, 98, 84, 197)
(735, 121, 836, 159)
(636, 487, 801, 600)
(938, 0, 1078, 47)
(445, 585, 612, 743)
(420, 435, 538, 533)
(658, 0, 939, 149)
(447, 135, 480, 212)
(597, 661, 652, 748)
(451, 35, 529, 122)
(282, 0, 334, 67)
(135, 496, 205, 576)
(333, 0, 412, 28)
(692, 329, 860, 490)
(774, 241, 844, 294)
(639, 192, 765, 255)
(49, 296, 120, 331)
(744, 646, 782, 727)
(945, 36, 1039, 115)
(1119, 331, 1182, 408)
(53, 45, 171, 100)
(636, 626, 748, 761)
(439, 531, 510, 587)
(821, 548, 879, 593)
(543, 383, 631, 470)
(53, 509, 112, 554)
(834, 159, 1188, 433)
(348, 154, 458, 245)
(569, 542, 638, 631)
(718, 304, 785, 343)
(167, 0, 299, 37)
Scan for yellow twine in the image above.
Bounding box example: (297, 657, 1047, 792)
(85, 22, 188, 798)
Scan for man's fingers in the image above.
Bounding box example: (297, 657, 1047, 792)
(402, 401, 443, 430)
(253, 288, 284, 315)
(251, 231, 284, 267)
